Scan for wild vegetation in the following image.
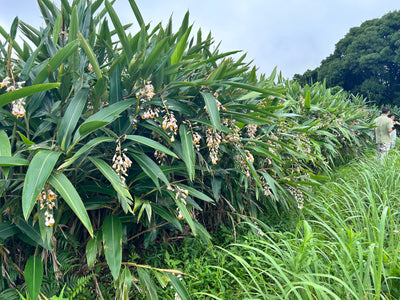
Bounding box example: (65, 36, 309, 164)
(294, 10, 400, 106)
(0, 0, 394, 299)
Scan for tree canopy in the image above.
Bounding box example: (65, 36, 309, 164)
(294, 10, 400, 106)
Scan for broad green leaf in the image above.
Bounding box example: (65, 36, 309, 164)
(177, 184, 214, 203)
(304, 90, 311, 109)
(138, 268, 158, 299)
(179, 125, 195, 181)
(69, 5, 79, 42)
(125, 135, 178, 158)
(151, 204, 182, 231)
(128, 0, 144, 27)
(78, 121, 109, 137)
(33, 40, 80, 84)
(59, 136, 114, 170)
(0, 131, 11, 178)
(15, 219, 53, 250)
(17, 131, 35, 146)
(103, 215, 122, 280)
(109, 64, 122, 105)
(171, 26, 192, 65)
(86, 237, 97, 269)
(200, 92, 221, 131)
(89, 157, 133, 211)
(24, 256, 43, 300)
(0, 221, 19, 239)
(166, 273, 192, 300)
(52, 13, 63, 46)
(73, 98, 134, 142)
(0, 83, 60, 108)
(130, 153, 170, 189)
(78, 32, 102, 80)
(0, 156, 29, 166)
(48, 172, 94, 236)
(105, 0, 133, 63)
(22, 150, 61, 220)
(57, 88, 89, 151)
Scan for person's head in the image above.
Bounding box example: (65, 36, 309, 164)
(382, 107, 390, 115)
(389, 113, 395, 120)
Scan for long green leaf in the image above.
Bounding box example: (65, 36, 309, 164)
(128, 0, 144, 28)
(171, 26, 192, 65)
(86, 237, 97, 269)
(103, 215, 122, 280)
(0, 83, 60, 108)
(89, 157, 133, 209)
(166, 273, 192, 300)
(24, 256, 43, 300)
(125, 135, 178, 158)
(57, 88, 89, 151)
(0, 222, 19, 239)
(59, 136, 114, 170)
(78, 121, 109, 137)
(52, 13, 63, 46)
(105, 0, 132, 63)
(15, 219, 53, 250)
(0, 156, 29, 166)
(0, 130, 11, 178)
(22, 150, 61, 220)
(48, 172, 94, 236)
(179, 125, 195, 181)
(130, 153, 170, 189)
(138, 268, 158, 299)
(33, 40, 80, 84)
(200, 92, 221, 130)
(73, 98, 134, 142)
(141, 36, 169, 78)
(78, 32, 102, 79)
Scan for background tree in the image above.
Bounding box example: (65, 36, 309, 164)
(294, 10, 400, 106)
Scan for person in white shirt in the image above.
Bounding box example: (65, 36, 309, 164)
(388, 114, 400, 149)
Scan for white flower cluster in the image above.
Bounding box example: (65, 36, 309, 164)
(162, 112, 178, 142)
(112, 140, 132, 183)
(246, 124, 258, 139)
(206, 128, 221, 165)
(37, 188, 57, 227)
(192, 132, 201, 151)
(261, 176, 272, 197)
(136, 82, 155, 103)
(44, 211, 55, 227)
(288, 186, 304, 210)
(1, 71, 26, 118)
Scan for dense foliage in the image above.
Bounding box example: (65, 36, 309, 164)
(145, 151, 400, 299)
(0, 0, 376, 299)
(294, 10, 400, 106)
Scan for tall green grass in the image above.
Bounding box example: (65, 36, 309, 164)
(169, 152, 400, 299)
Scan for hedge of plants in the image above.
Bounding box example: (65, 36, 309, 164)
(0, 0, 375, 298)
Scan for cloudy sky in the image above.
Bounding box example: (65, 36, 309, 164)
(0, 0, 399, 78)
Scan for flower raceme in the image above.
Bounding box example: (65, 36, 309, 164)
(112, 138, 132, 183)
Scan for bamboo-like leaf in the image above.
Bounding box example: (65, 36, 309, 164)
(24, 256, 43, 300)
(221, 80, 286, 97)
(103, 215, 122, 280)
(52, 13, 63, 46)
(304, 90, 311, 109)
(128, 0, 144, 28)
(200, 92, 221, 131)
(15, 219, 53, 250)
(89, 157, 133, 210)
(171, 26, 192, 65)
(86, 237, 97, 269)
(125, 135, 178, 158)
(0, 221, 19, 239)
(48, 172, 94, 236)
(166, 273, 192, 300)
(105, 0, 133, 63)
(0, 83, 60, 108)
(151, 204, 182, 231)
(57, 88, 89, 151)
(141, 36, 169, 78)
(59, 136, 114, 170)
(33, 40, 79, 84)
(69, 5, 79, 42)
(0, 130, 11, 178)
(177, 184, 214, 203)
(78, 121, 109, 137)
(138, 268, 157, 299)
(22, 150, 61, 220)
(179, 125, 195, 181)
(78, 32, 102, 79)
(130, 153, 170, 189)
(0, 156, 29, 166)
(73, 98, 134, 142)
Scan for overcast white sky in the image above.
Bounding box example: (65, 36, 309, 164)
(0, 1, 399, 78)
